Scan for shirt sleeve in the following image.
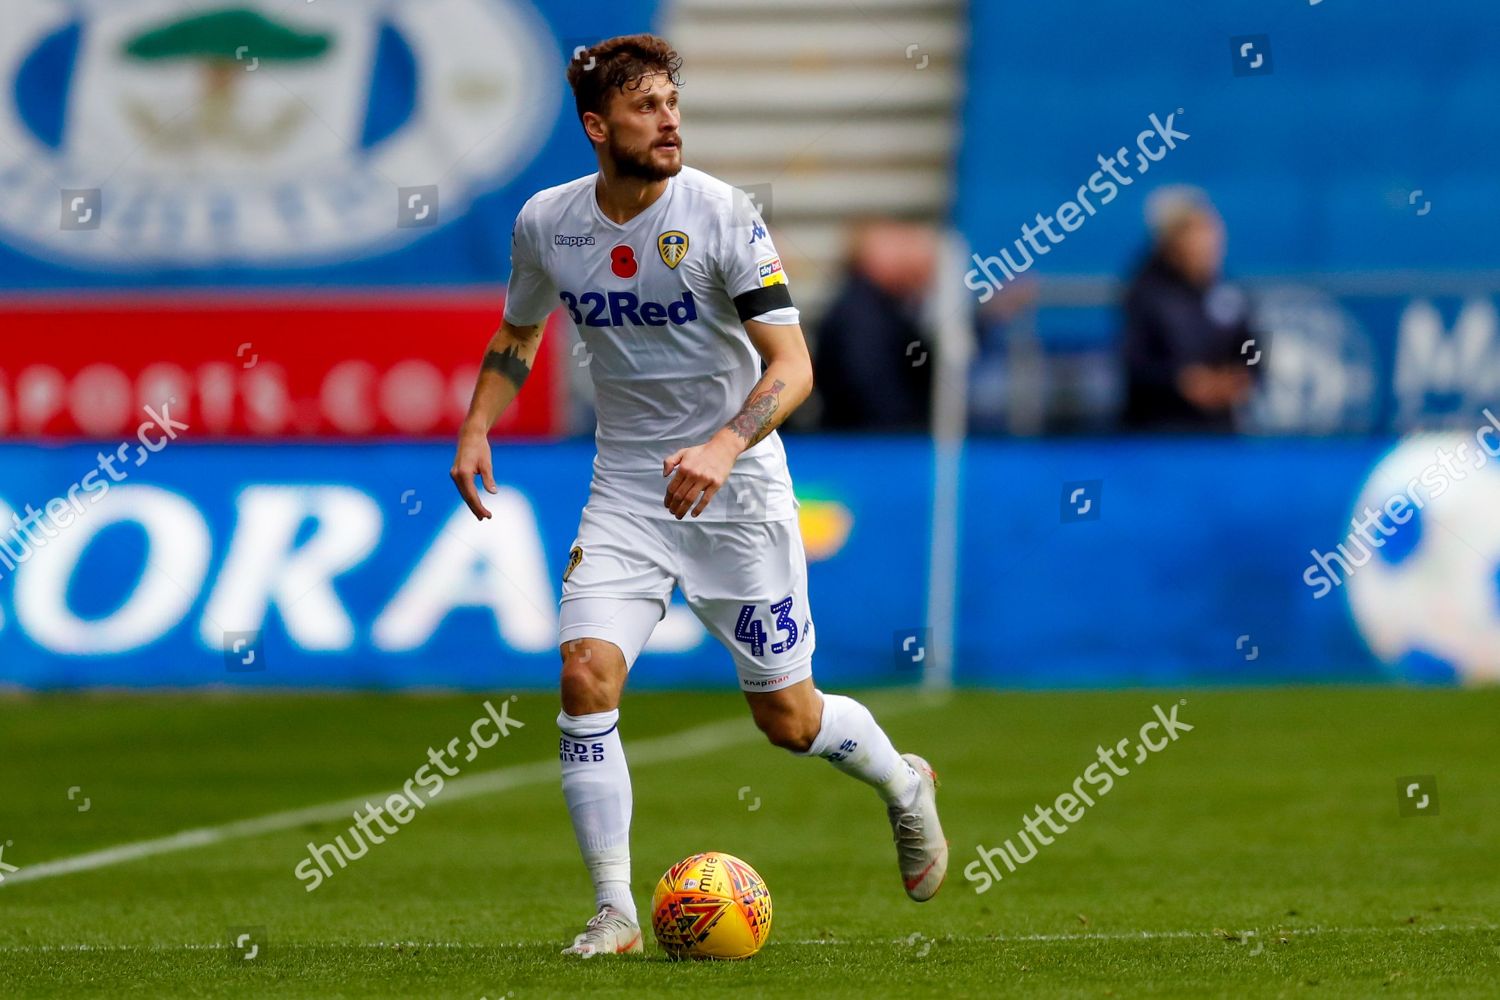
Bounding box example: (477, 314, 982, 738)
(715, 191, 800, 326)
(502, 198, 558, 326)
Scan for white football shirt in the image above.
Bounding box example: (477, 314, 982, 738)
(504, 166, 800, 522)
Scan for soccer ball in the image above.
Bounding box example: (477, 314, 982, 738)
(650, 851, 773, 960)
(1345, 433, 1500, 684)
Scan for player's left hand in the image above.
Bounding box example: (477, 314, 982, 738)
(662, 434, 740, 519)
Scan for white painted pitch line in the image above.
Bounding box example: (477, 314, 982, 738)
(1, 924, 1493, 953)
(0, 714, 758, 889)
(0, 693, 936, 890)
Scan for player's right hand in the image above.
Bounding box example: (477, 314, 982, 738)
(450, 430, 498, 520)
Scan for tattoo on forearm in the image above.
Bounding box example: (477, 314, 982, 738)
(482, 344, 531, 391)
(726, 379, 786, 446)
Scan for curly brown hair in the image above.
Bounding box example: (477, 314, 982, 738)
(566, 33, 683, 129)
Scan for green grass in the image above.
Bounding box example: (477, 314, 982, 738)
(0, 686, 1495, 998)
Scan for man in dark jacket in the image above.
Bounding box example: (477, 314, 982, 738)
(815, 221, 937, 431)
(1121, 187, 1258, 432)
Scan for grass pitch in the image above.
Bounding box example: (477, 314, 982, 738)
(0, 685, 1495, 998)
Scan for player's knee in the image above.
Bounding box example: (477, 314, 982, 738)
(558, 642, 617, 714)
(559, 665, 610, 715)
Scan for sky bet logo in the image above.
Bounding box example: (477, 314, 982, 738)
(559, 290, 698, 328)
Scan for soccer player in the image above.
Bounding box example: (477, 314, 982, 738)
(451, 33, 947, 957)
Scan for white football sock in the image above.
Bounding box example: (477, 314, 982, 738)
(558, 708, 637, 923)
(799, 691, 919, 808)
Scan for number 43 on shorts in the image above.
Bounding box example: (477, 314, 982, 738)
(734, 597, 799, 657)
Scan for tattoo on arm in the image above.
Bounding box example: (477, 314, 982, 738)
(482, 344, 532, 391)
(725, 379, 786, 447)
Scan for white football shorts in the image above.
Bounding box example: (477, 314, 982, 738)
(557, 506, 816, 692)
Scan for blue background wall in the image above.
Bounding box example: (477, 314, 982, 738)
(957, 0, 1500, 278)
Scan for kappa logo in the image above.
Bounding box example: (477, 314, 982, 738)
(657, 230, 689, 269)
(555, 234, 596, 247)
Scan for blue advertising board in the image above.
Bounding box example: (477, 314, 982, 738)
(1031, 289, 1500, 435)
(0, 438, 932, 689)
(5, 435, 1490, 691)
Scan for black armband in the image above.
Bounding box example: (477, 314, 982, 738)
(732, 285, 794, 323)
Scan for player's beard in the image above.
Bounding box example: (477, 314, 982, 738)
(607, 133, 683, 182)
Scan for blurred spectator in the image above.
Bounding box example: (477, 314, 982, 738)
(814, 220, 939, 431)
(1120, 186, 1258, 432)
